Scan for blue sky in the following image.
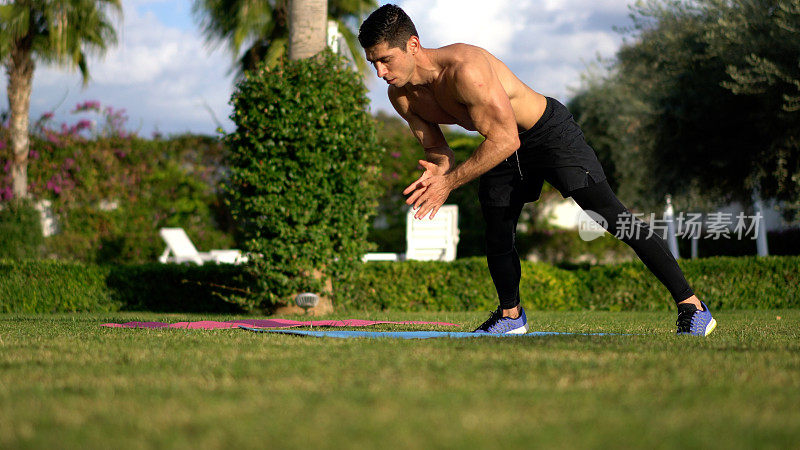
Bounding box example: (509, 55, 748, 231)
(1, 0, 634, 136)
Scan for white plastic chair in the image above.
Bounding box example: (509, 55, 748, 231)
(158, 228, 247, 265)
(405, 205, 460, 261)
(363, 205, 460, 262)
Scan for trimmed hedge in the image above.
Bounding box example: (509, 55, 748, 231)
(0, 260, 114, 313)
(0, 260, 255, 314)
(0, 256, 797, 313)
(335, 259, 586, 311)
(575, 256, 800, 311)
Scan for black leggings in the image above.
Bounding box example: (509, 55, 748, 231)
(482, 178, 695, 309)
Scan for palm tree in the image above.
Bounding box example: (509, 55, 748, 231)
(288, 0, 327, 60)
(192, 0, 376, 76)
(0, 0, 122, 200)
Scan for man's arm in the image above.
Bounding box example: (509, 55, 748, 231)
(443, 63, 520, 190)
(406, 60, 520, 219)
(388, 87, 455, 173)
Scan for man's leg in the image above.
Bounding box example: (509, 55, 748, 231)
(480, 199, 526, 318)
(568, 178, 700, 307)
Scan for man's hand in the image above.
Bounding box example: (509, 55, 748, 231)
(403, 160, 454, 220)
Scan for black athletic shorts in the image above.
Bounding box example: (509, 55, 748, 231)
(478, 96, 607, 207)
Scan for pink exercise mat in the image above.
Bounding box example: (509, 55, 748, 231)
(101, 319, 459, 330)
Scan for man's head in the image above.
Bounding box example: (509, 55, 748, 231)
(358, 4, 418, 51)
(359, 5, 421, 87)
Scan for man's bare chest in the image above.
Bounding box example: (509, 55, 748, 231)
(406, 86, 476, 131)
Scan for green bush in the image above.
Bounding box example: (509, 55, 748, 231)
(225, 51, 383, 307)
(0, 200, 43, 260)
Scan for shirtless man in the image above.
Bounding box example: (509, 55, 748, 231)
(358, 4, 717, 336)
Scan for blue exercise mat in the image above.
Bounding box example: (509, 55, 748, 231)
(238, 326, 624, 339)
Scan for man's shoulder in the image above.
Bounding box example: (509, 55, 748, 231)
(435, 44, 494, 80)
(436, 43, 492, 67)
(437, 43, 487, 58)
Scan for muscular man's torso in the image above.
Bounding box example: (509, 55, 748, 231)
(390, 44, 547, 133)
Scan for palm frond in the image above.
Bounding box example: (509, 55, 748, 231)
(24, 0, 121, 81)
(0, 4, 32, 42)
(335, 18, 368, 75)
(194, 0, 376, 77)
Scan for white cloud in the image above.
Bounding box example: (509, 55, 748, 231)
(3, 0, 234, 136)
(402, 0, 530, 57)
(368, 0, 632, 115)
(2, 0, 633, 135)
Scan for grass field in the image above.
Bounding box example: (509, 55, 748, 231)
(1, 309, 799, 449)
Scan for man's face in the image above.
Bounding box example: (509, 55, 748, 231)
(364, 40, 416, 87)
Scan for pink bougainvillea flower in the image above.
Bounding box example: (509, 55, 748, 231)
(0, 187, 13, 200)
(72, 100, 101, 113)
(46, 132, 61, 145)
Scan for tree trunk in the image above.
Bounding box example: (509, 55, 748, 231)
(286, 0, 332, 315)
(288, 0, 328, 60)
(6, 41, 35, 200)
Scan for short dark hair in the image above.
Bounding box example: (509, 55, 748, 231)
(358, 4, 418, 50)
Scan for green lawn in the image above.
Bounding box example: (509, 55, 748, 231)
(1, 310, 798, 449)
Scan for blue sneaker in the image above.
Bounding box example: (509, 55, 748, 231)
(676, 301, 717, 336)
(473, 307, 529, 334)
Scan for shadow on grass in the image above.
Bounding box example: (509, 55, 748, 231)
(105, 263, 257, 314)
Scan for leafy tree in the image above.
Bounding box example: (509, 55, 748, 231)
(706, 0, 800, 113)
(192, 0, 376, 76)
(567, 72, 625, 194)
(572, 0, 799, 219)
(704, 0, 800, 215)
(0, 0, 121, 200)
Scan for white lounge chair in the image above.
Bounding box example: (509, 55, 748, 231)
(158, 227, 247, 265)
(362, 205, 460, 262)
